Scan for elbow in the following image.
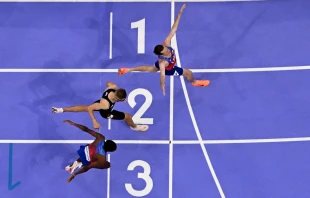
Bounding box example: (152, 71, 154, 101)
(83, 166, 90, 172)
(106, 81, 115, 86)
(104, 162, 111, 169)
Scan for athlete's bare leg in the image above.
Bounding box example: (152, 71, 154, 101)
(118, 65, 158, 75)
(63, 106, 88, 112)
(123, 113, 137, 128)
(69, 158, 82, 165)
(52, 105, 88, 113)
(182, 68, 195, 82)
(119, 65, 209, 86)
(65, 158, 83, 174)
(182, 68, 210, 86)
(124, 113, 149, 132)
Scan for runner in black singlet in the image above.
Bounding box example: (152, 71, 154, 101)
(93, 88, 125, 120)
(52, 81, 148, 132)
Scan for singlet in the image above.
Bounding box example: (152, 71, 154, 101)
(158, 46, 176, 70)
(100, 89, 116, 114)
(85, 140, 106, 164)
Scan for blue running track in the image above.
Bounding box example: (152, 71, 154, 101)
(1, 1, 310, 197)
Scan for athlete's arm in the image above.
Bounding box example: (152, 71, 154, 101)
(87, 102, 107, 128)
(106, 81, 118, 90)
(158, 60, 167, 95)
(163, 4, 186, 46)
(63, 120, 105, 140)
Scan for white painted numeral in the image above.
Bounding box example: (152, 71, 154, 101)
(131, 18, 145, 54)
(128, 88, 153, 124)
(125, 160, 153, 197)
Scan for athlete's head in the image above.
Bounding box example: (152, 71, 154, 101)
(114, 88, 127, 102)
(104, 140, 117, 152)
(153, 44, 165, 55)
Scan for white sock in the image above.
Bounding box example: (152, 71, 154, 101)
(52, 107, 63, 113)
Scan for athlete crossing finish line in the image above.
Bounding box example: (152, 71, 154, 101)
(118, 4, 210, 96)
(63, 120, 116, 183)
(52, 81, 148, 132)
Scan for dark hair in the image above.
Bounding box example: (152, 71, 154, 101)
(104, 140, 117, 152)
(115, 88, 127, 100)
(153, 45, 164, 55)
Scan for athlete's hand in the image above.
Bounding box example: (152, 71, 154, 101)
(63, 120, 74, 125)
(67, 175, 75, 183)
(161, 84, 166, 96)
(179, 4, 186, 14)
(93, 120, 101, 129)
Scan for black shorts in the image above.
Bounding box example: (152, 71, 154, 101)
(93, 100, 125, 120)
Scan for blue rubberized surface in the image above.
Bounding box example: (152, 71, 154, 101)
(1, 1, 310, 198)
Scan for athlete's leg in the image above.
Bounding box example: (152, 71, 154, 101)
(101, 110, 149, 132)
(182, 68, 210, 86)
(65, 158, 83, 174)
(118, 64, 159, 75)
(66, 145, 91, 173)
(181, 68, 194, 82)
(124, 113, 138, 128)
(63, 106, 88, 112)
(172, 67, 210, 87)
(52, 100, 101, 114)
(52, 105, 88, 113)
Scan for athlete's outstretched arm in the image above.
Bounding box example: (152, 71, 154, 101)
(158, 60, 167, 96)
(87, 102, 106, 129)
(63, 120, 104, 139)
(106, 81, 118, 90)
(163, 4, 186, 46)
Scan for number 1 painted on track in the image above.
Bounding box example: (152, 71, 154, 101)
(131, 18, 145, 54)
(110, 14, 146, 57)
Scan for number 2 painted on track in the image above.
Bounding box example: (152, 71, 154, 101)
(128, 88, 153, 125)
(125, 160, 153, 197)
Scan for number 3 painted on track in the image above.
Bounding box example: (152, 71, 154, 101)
(128, 88, 153, 124)
(125, 160, 154, 197)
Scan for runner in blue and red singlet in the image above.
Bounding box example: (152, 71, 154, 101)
(118, 4, 210, 96)
(63, 120, 117, 183)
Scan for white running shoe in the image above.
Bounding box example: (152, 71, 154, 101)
(130, 125, 149, 132)
(65, 161, 83, 174)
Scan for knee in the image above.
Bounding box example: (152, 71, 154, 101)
(187, 69, 192, 75)
(148, 66, 159, 72)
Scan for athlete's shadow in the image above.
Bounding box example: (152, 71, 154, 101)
(19, 62, 102, 196)
(19, 61, 88, 165)
(17, 7, 117, 194)
(17, 62, 74, 162)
